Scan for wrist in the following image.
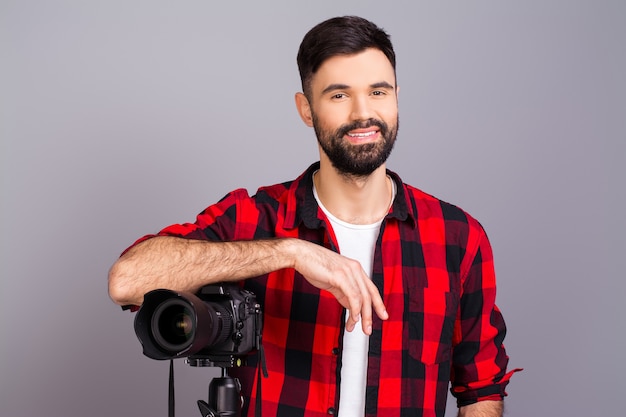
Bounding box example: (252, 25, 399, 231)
(281, 238, 301, 270)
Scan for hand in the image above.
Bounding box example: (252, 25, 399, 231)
(290, 240, 388, 335)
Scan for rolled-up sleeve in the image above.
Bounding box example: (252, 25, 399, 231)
(450, 226, 521, 406)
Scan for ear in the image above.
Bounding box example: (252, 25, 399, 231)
(295, 92, 314, 127)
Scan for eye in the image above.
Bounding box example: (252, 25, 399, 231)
(372, 90, 386, 96)
(331, 93, 347, 100)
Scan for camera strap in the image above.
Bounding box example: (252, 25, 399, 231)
(168, 360, 176, 417)
(255, 344, 269, 417)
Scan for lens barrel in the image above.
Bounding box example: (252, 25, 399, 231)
(151, 298, 196, 352)
(134, 289, 234, 360)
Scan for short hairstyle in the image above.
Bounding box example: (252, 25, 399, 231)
(297, 16, 396, 99)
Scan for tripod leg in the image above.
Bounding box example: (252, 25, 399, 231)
(197, 399, 217, 417)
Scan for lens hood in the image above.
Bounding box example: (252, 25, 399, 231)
(134, 289, 223, 360)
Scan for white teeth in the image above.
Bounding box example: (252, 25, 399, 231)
(348, 131, 376, 137)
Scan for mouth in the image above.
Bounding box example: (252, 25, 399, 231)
(345, 127, 381, 144)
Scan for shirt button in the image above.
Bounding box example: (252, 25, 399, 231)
(327, 407, 336, 415)
(332, 347, 340, 355)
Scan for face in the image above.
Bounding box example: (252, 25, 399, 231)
(297, 48, 399, 177)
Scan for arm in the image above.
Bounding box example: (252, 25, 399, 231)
(450, 221, 518, 406)
(458, 400, 503, 417)
(108, 236, 293, 306)
(108, 235, 387, 334)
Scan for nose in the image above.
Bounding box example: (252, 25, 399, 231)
(350, 95, 373, 121)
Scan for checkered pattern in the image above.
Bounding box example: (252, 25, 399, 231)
(140, 162, 517, 417)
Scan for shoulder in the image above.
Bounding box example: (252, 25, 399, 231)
(214, 180, 293, 207)
(255, 181, 293, 202)
(403, 183, 481, 227)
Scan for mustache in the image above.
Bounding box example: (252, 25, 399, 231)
(336, 118, 388, 138)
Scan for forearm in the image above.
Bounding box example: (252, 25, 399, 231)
(458, 400, 503, 417)
(108, 236, 297, 306)
(108, 234, 388, 334)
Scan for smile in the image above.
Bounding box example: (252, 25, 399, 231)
(344, 128, 381, 144)
(348, 130, 378, 138)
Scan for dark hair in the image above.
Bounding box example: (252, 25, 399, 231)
(297, 16, 396, 99)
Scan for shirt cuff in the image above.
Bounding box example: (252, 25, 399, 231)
(452, 368, 522, 407)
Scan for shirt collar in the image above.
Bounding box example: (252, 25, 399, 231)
(283, 162, 416, 230)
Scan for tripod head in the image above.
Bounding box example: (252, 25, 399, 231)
(188, 348, 268, 417)
(196, 367, 242, 417)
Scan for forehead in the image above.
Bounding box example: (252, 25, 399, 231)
(311, 48, 396, 92)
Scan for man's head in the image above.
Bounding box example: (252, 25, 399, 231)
(295, 16, 399, 178)
(297, 16, 396, 100)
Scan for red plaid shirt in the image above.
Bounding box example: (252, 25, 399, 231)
(141, 162, 517, 417)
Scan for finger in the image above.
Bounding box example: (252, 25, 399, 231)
(333, 288, 360, 332)
(345, 312, 359, 332)
(366, 279, 388, 321)
(360, 295, 373, 335)
(354, 274, 374, 335)
(346, 295, 362, 332)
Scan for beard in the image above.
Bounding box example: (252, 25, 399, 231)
(313, 113, 399, 178)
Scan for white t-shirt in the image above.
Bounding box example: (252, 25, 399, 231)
(313, 178, 395, 417)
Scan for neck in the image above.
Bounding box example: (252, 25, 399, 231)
(315, 159, 392, 225)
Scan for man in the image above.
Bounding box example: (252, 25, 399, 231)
(109, 16, 517, 417)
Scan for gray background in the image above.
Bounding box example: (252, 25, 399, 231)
(1, 1, 624, 416)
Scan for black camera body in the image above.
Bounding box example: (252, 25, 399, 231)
(134, 284, 262, 367)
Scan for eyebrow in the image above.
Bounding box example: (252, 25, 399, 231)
(321, 81, 395, 95)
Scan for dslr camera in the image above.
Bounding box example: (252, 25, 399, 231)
(134, 284, 262, 367)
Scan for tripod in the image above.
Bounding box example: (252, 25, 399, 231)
(196, 367, 242, 417)
(188, 356, 244, 417)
